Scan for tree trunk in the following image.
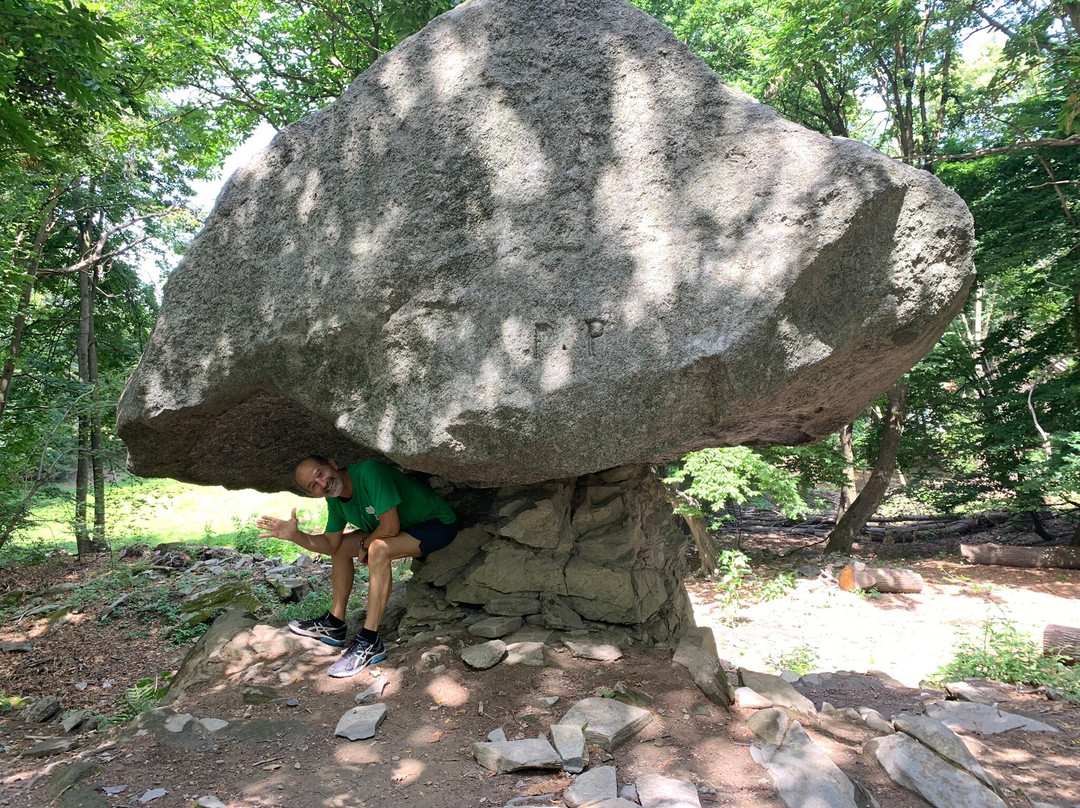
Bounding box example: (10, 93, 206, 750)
(1043, 624, 1080, 662)
(825, 385, 907, 553)
(0, 182, 63, 426)
(88, 265, 107, 548)
(74, 219, 107, 556)
(670, 488, 719, 576)
(960, 543, 1080, 569)
(837, 421, 857, 520)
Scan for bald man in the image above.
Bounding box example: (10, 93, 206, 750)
(258, 457, 457, 677)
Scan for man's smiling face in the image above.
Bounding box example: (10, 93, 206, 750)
(295, 458, 345, 498)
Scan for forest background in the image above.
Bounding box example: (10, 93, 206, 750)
(1, 0, 1079, 559)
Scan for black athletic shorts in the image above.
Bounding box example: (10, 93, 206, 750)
(407, 520, 459, 560)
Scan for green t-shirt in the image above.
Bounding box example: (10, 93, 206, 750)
(324, 459, 456, 534)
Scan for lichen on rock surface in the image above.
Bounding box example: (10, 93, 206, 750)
(117, 0, 974, 493)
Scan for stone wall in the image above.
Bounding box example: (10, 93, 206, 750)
(401, 466, 692, 642)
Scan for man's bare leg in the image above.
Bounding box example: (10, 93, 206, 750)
(362, 533, 422, 631)
(289, 532, 363, 621)
(329, 552, 354, 621)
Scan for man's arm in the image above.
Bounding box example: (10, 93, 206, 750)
(256, 508, 361, 555)
(356, 507, 401, 563)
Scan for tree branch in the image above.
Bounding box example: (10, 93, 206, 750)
(35, 207, 177, 278)
(924, 134, 1080, 162)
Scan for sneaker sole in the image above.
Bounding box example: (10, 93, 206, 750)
(327, 651, 387, 679)
(288, 625, 346, 647)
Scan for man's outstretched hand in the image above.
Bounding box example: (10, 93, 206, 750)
(257, 508, 299, 541)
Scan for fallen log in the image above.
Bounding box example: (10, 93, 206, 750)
(1043, 624, 1080, 663)
(960, 543, 1080, 569)
(838, 565, 925, 594)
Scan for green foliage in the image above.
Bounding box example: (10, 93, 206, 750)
(274, 589, 333, 623)
(0, 0, 134, 161)
(67, 562, 138, 611)
(8, 477, 318, 555)
(666, 445, 839, 521)
(105, 672, 173, 725)
(932, 618, 1080, 704)
(769, 644, 819, 676)
(274, 588, 367, 623)
(758, 572, 797, 602)
(231, 515, 293, 558)
(714, 548, 751, 605)
(0, 691, 28, 714)
(167, 622, 208, 646)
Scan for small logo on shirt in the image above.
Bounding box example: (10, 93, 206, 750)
(366, 506, 376, 515)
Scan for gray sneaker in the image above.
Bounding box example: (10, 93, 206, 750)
(328, 636, 386, 678)
(288, 611, 346, 647)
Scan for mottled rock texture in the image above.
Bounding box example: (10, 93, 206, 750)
(402, 466, 691, 642)
(117, 0, 974, 493)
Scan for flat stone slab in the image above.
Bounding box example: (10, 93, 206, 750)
(469, 615, 523, 638)
(558, 697, 653, 750)
(865, 733, 1008, 808)
(60, 709, 89, 733)
(334, 703, 388, 740)
(241, 684, 282, 705)
(894, 713, 995, 788)
(355, 678, 389, 704)
(734, 687, 774, 709)
(505, 626, 557, 645)
(21, 695, 61, 723)
(27, 737, 78, 757)
(550, 723, 586, 774)
(924, 701, 1059, 734)
(752, 722, 857, 808)
(505, 641, 545, 666)
(747, 708, 792, 746)
(565, 765, 617, 808)
(563, 638, 623, 662)
(462, 639, 508, 669)
(472, 738, 562, 774)
(738, 669, 816, 715)
(672, 641, 734, 706)
(636, 774, 702, 808)
(612, 681, 654, 708)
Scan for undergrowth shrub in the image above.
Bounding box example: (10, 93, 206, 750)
(769, 644, 819, 675)
(105, 673, 173, 725)
(932, 617, 1080, 704)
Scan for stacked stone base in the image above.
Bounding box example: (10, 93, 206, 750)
(400, 467, 691, 643)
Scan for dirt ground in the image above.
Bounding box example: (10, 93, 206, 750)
(1, 528, 1078, 808)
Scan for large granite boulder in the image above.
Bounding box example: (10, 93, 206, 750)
(117, 0, 974, 492)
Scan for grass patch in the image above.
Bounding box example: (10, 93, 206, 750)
(5, 476, 323, 558)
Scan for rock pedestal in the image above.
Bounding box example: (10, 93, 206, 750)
(402, 466, 690, 642)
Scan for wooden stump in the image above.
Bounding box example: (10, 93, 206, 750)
(1044, 624, 1080, 663)
(960, 543, 1080, 569)
(838, 566, 924, 594)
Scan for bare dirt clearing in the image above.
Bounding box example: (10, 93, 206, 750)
(1, 529, 1078, 808)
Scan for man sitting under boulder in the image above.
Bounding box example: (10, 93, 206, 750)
(257, 456, 458, 677)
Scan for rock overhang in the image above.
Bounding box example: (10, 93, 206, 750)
(117, 0, 975, 493)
